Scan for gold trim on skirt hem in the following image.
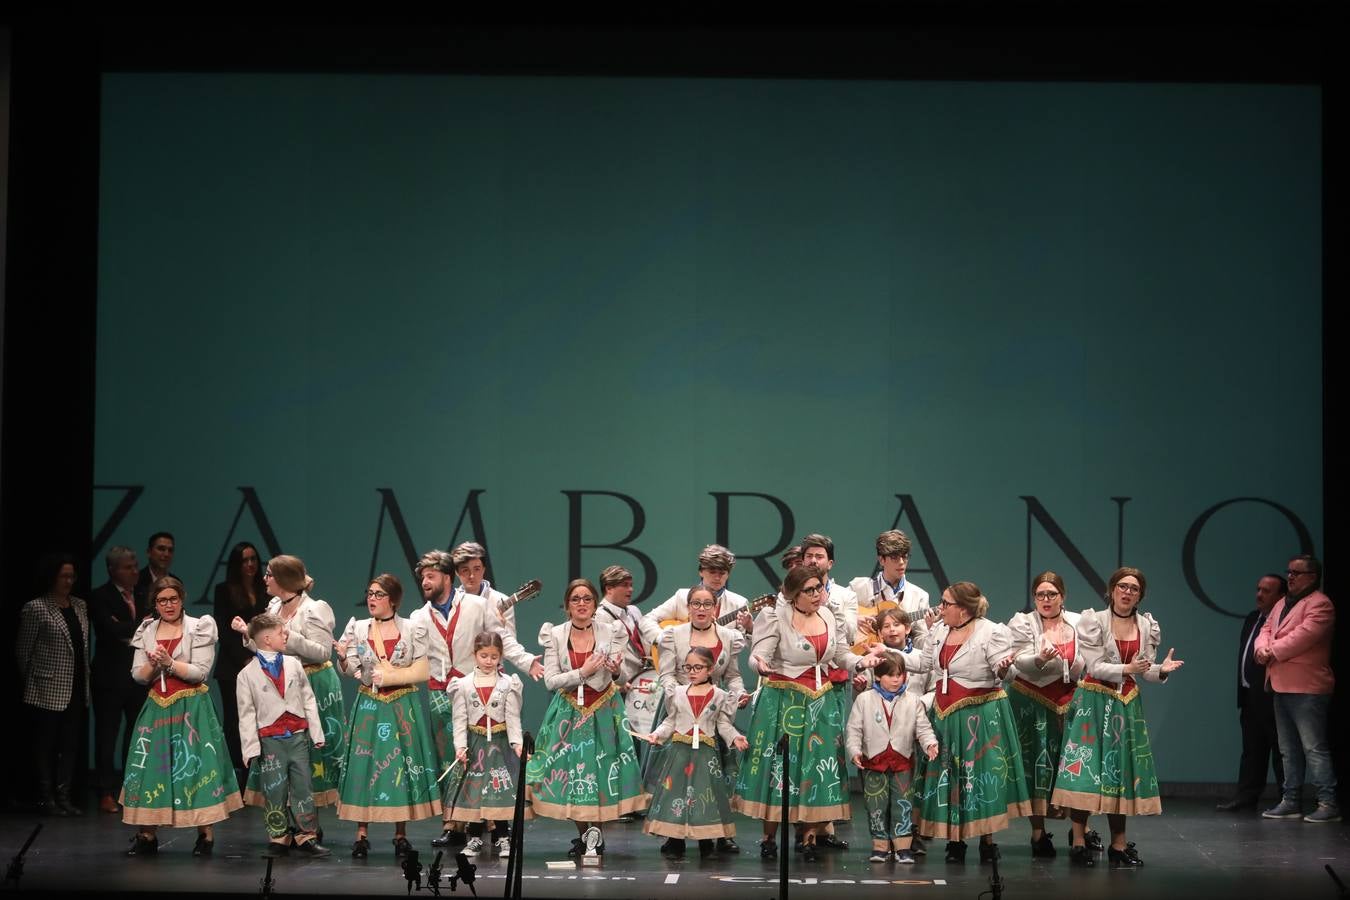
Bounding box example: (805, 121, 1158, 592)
(304, 660, 334, 675)
(120, 793, 243, 827)
(732, 799, 850, 823)
(468, 722, 509, 735)
(763, 678, 836, 701)
(913, 800, 1033, 840)
(336, 799, 442, 822)
(643, 819, 736, 839)
(1049, 788, 1161, 816)
(525, 790, 650, 822)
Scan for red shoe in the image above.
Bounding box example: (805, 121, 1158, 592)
(99, 794, 121, 814)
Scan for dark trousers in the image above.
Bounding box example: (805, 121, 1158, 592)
(216, 673, 246, 775)
(31, 701, 84, 792)
(93, 675, 145, 794)
(1236, 688, 1285, 803)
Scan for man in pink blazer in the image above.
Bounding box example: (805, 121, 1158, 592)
(1254, 555, 1339, 823)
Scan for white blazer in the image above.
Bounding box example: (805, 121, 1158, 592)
(846, 574, 932, 650)
(241, 593, 335, 666)
(1007, 609, 1085, 687)
(752, 602, 864, 691)
(914, 617, 1011, 694)
(651, 684, 742, 747)
(449, 671, 523, 752)
(640, 587, 749, 644)
(655, 622, 746, 702)
(846, 688, 938, 763)
(236, 655, 325, 764)
(1075, 607, 1167, 688)
(130, 613, 217, 685)
(408, 592, 536, 683)
(538, 620, 628, 695)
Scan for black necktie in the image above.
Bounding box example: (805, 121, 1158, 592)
(1242, 614, 1266, 690)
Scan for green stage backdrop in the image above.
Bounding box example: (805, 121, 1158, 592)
(95, 74, 1321, 783)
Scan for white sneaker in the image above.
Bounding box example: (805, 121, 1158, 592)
(464, 836, 485, 854)
(495, 836, 511, 857)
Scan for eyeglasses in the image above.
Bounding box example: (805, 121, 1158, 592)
(1033, 591, 1061, 600)
(882, 553, 910, 562)
(939, 599, 958, 608)
(366, 589, 389, 599)
(1115, 584, 1141, 595)
(155, 597, 182, 606)
(263, 570, 274, 579)
(800, 584, 824, 596)
(1286, 569, 1313, 577)
(689, 600, 717, 609)
(567, 596, 596, 605)
(682, 664, 710, 672)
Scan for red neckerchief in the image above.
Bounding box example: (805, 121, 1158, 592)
(428, 600, 465, 676)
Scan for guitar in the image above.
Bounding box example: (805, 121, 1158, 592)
(851, 588, 900, 656)
(496, 580, 543, 613)
(649, 593, 776, 670)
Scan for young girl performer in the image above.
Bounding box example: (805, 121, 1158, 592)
(441, 632, 527, 857)
(642, 647, 749, 858)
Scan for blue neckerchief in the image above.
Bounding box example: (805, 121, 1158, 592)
(698, 583, 727, 599)
(256, 651, 284, 680)
(432, 594, 453, 620)
(873, 681, 906, 701)
(885, 638, 914, 654)
(886, 577, 906, 596)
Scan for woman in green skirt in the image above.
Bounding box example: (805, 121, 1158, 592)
(1049, 567, 1184, 868)
(526, 579, 650, 858)
(641, 646, 750, 857)
(1004, 571, 1098, 860)
(334, 574, 442, 859)
(911, 581, 1033, 864)
(735, 565, 883, 862)
(122, 577, 244, 856)
(230, 554, 348, 812)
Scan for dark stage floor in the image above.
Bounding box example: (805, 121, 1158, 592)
(2, 798, 1346, 899)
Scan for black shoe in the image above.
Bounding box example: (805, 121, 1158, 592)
(817, 833, 848, 850)
(54, 787, 83, 817)
(760, 839, 778, 860)
(393, 836, 413, 858)
(351, 837, 370, 859)
(661, 838, 686, 858)
(192, 833, 214, 857)
(911, 835, 927, 856)
(1084, 829, 1104, 853)
(979, 841, 1000, 864)
(802, 841, 820, 863)
(126, 833, 159, 857)
(446, 828, 467, 847)
(431, 829, 456, 848)
(1216, 798, 1256, 812)
(262, 841, 290, 859)
(1031, 832, 1055, 858)
(699, 839, 716, 858)
(717, 837, 740, 854)
(292, 839, 332, 858)
(1108, 842, 1143, 869)
(567, 838, 587, 858)
(1069, 844, 1095, 868)
(944, 840, 967, 863)
(617, 813, 640, 823)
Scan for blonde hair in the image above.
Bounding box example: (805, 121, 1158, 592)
(946, 581, 989, 618)
(697, 544, 736, 571)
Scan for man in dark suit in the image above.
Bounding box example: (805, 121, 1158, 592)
(132, 531, 177, 608)
(1216, 573, 1287, 811)
(89, 546, 151, 813)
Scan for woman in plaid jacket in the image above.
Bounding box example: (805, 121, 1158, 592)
(16, 553, 92, 816)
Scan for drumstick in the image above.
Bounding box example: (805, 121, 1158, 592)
(436, 759, 461, 783)
(624, 726, 655, 743)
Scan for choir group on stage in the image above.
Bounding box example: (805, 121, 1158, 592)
(24, 532, 1187, 870)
